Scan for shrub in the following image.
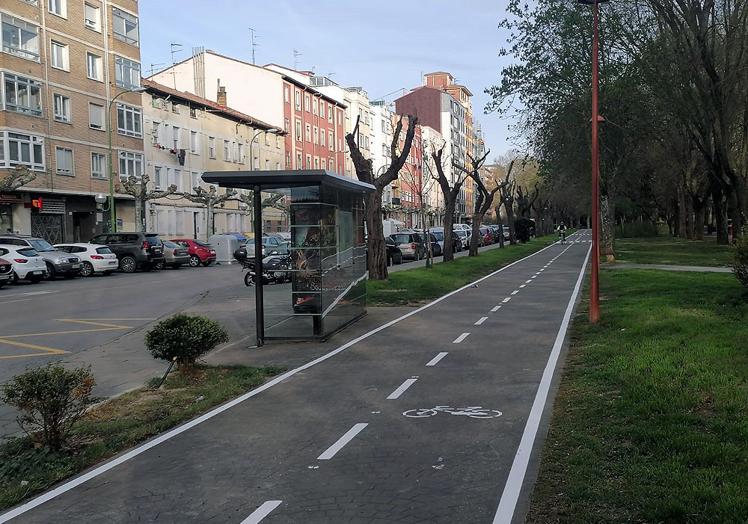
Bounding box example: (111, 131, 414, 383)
(514, 217, 534, 243)
(733, 235, 748, 288)
(145, 314, 229, 370)
(0, 364, 95, 450)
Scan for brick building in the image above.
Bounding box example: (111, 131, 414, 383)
(1, 0, 144, 242)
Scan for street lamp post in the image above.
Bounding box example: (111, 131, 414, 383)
(107, 86, 146, 233)
(248, 128, 281, 171)
(579, 0, 608, 323)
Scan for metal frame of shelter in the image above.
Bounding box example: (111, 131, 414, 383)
(202, 170, 375, 346)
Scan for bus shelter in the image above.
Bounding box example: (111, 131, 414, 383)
(201, 170, 374, 346)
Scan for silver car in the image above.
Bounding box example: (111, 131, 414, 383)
(0, 235, 80, 279)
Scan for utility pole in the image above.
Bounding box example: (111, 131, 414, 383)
(249, 27, 259, 65)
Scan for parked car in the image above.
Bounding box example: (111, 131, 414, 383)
(171, 238, 216, 267)
(389, 230, 426, 260)
(54, 243, 118, 277)
(157, 240, 191, 269)
(275, 231, 291, 242)
(418, 231, 443, 257)
(0, 235, 81, 280)
(0, 245, 47, 283)
(233, 236, 286, 261)
(431, 227, 461, 254)
(453, 229, 470, 250)
(453, 223, 471, 232)
(385, 237, 403, 266)
(479, 226, 494, 245)
(89, 232, 165, 273)
(0, 251, 14, 288)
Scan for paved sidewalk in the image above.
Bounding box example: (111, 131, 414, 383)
(606, 263, 732, 273)
(2, 232, 591, 524)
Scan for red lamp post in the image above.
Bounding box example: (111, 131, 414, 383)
(579, 0, 607, 323)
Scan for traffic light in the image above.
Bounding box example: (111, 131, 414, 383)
(31, 198, 43, 210)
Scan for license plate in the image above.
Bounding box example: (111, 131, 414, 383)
(108, 261, 117, 265)
(72, 264, 80, 269)
(31, 271, 43, 276)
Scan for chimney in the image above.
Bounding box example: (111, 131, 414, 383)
(217, 83, 227, 107)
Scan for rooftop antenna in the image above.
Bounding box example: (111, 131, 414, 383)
(293, 49, 302, 70)
(249, 27, 259, 65)
(147, 63, 165, 76)
(170, 43, 183, 89)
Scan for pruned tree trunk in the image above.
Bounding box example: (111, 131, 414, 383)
(601, 195, 615, 261)
(366, 193, 387, 277)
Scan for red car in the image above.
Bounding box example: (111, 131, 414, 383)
(170, 239, 216, 267)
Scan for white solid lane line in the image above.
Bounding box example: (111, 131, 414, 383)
(241, 501, 283, 524)
(387, 378, 418, 400)
(511, 290, 519, 295)
(318, 423, 368, 460)
(426, 352, 448, 367)
(453, 332, 471, 344)
(491, 305, 501, 312)
(474, 316, 488, 326)
(502, 297, 511, 303)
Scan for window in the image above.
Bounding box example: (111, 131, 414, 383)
(294, 90, 300, 110)
(153, 166, 162, 188)
(171, 126, 180, 149)
(190, 131, 198, 154)
(116, 103, 142, 137)
(328, 104, 333, 123)
(321, 158, 326, 170)
(295, 151, 302, 168)
(284, 86, 289, 103)
(312, 99, 318, 116)
(53, 94, 70, 123)
(48, 0, 66, 17)
(112, 8, 139, 46)
(295, 119, 302, 141)
(276, 134, 282, 149)
(3, 74, 42, 116)
(91, 152, 106, 179)
(50, 40, 68, 70)
(1, 14, 40, 62)
(84, 3, 101, 31)
(191, 171, 200, 190)
(118, 151, 143, 179)
(304, 94, 310, 112)
(173, 169, 181, 192)
(305, 154, 311, 168)
(89, 102, 104, 130)
(115, 56, 140, 90)
(86, 52, 102, 81)
(305, 123, 311, 142)
(208, 136, 216, 158)
(55, 147, 73, 175)
(329, 158, 335, 172)
(314, 156, 319, 169)
(328, 131, 334, 151)
(313, 127, 318, 144)
(320, 131, 325, 147)
(223, 140, 230, 161)
(320, 103, 325, 119)
(0, 131, 44, 170)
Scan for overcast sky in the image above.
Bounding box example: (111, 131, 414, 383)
(140, 0, 518, 157)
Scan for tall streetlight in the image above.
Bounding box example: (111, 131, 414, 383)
(579, 0, 608, 323)
(108, 86, 146, 233)
(248, 128, 281, 171)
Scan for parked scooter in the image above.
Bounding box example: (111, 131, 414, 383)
(238, 249, 292, 287)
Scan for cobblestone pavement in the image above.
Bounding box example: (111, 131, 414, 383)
(1, 232, 592, 524)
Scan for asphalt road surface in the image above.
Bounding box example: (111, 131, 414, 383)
(1, 231, 592, 524)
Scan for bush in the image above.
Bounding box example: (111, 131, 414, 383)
(514, 217, 534, 243)
(145, 314, 229, 370)
(0, 364, 95, 450)
(733, 235, 748, 288)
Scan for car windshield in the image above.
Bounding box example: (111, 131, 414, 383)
(391, 234, 411, 244)
(27, 239, 55, 252)
(162, 240, 178, 248)
(18, 248, 39, 257)
(95, 247, 113, 254)
(144, 234, 162, 245)
(431, 231, 444, 241)
(195, 241, 211, 248)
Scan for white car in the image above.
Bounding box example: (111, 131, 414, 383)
(0, 245, 48, 283)
(54, 243, 118, 277)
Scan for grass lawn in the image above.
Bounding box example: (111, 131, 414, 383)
(0, 365, 283, 511)
(613, 236, 734, 266)
(527, 270, 748, 523)
(367, 235, 559, 306)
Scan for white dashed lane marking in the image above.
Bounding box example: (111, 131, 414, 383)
(240, 500, 283, 524)
(387, 378, 418, 400)
(453, 332, 471, 344)
(426, 352, 448, 367)
(474, 316, 488, 326)
(491, 305, 501, 312)
(502, 297, 511, 303)
(318, 423, 368, 460)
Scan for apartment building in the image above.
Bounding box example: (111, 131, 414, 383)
(370, 100, 393, 204)
(0, 0, 144, 242)
(141, 79, 284, 239)
(152, 51, 347, 177)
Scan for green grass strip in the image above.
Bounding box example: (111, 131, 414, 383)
(614, 236, 734, 267)
(527, 270, 748, 523)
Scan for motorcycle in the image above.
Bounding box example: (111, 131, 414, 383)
(239, 250, 292, 287)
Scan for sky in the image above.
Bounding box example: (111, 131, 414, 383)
(139, 0, 518, 158)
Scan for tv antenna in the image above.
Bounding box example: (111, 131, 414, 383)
(147, 63, 165, 76)
(293, 49, 302, 70)
(249, 27, 259, 65)
(170, 43, 183, 88)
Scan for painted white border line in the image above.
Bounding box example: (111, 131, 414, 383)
(426, 352, 448, 367)
(387, 378, 418, 400)
(492, 244, 591, 524)
(491, 305, 502, 312)
(502, 297, 512, 303)
(0, 239, 565, 523)
(241, 500, 283, 524)
(318, 423, 368, 460)
(474, 316, 488, 326)
(510, 290, 519, 296)
(453, 332, 471, 344)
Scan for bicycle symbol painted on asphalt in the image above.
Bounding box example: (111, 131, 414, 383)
(402, 406, 502, 419)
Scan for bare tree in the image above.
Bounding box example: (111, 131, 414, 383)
(431, 145, 468, 262)
(401, 161, 438, 266)
(182, 186, 237, 240)
(0, 166, 36, 192)
(237, 191, 290, 230)
(118, 174, 177, 232)
(516, 184, 539, 219)
(498, 160, 517, 244)
(455, 151, 501, 256)
(346, 114, 418, 280)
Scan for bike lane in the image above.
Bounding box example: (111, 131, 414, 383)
(2, 232, 590, 524)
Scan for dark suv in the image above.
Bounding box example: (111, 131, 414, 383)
(89, 232, 164, 273)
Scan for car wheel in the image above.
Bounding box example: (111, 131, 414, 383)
(119, 256, 136, 273)
(394, 253, 403, 265)
(189, 255, 201, 267)
(244, 272, 254, 287)
(201, 260, 212, 267)
(154, 260, 165, 271)
(45, 263, 56, 280)
(79, 262, 94, 277)
(11, 271, 19, 284)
